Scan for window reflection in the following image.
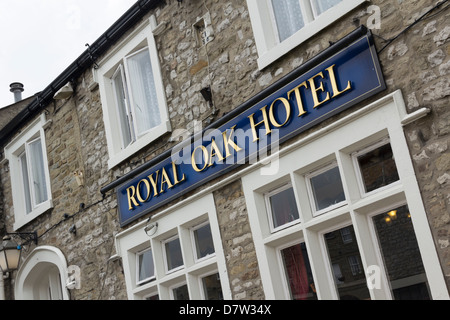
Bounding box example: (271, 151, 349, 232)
(357, 143, 399, 193)
(309, 165, 345, 213)
(202, 273, 223, 300)
(173, 284, 189, 300)
(165, 236, 184, 272)
(137, 248, 155, 285)
(372, 205, 431, 300)
(193, 223, 215, 260)
(268, 186, 300, 230)
(324, 225, 370, 300)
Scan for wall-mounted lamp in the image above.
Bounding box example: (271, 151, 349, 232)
(144, 217, 158, 237)
(0, 232, 37, 273)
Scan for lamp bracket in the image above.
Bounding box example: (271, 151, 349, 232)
(6, 232, 38, 246)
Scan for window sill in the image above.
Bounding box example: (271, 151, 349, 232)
(107, 120, 171, 170)
(14, 200, 53, 231)
(256, 0, 367, 70)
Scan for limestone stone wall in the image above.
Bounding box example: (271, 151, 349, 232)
(0, 0, 448, 300)
(375, 0, 450, 289)
(213, 179, 264, 300)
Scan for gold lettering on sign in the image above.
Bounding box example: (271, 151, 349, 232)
(248, 105, 272, 142)
(136, 179, 151, 203)
(269, 97, 291, 128)
(192, 145, 209, 172)
(326, 64, 352, 98)
(287, 81, 308, 117)
(172, 161, 186, 185)
(126, 62, 353, 212)
(148, 171, 160, 197)
(126, 163, 187, 210)
(160, 168, 173, 193)
(222, 126, 242, 158)
(127, 186, 139, 210)
(309, 72, 331, 109)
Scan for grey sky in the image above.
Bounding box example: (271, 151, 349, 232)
(0, 0, 137, 108)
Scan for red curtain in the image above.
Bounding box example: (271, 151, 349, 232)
(282, 244, 310, 300)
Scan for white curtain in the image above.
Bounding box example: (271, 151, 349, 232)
(138, 249, 155, 282)
(312, 0, 342, 16)
(28, 138, 48, 207)
(126, 49, 161, 136)
(271, 0, 305, 42)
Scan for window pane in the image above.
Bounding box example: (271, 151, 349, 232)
(112, 69, 133, 148)
(309, 166, 345, 212)
(312, 0, 342, 16)
(357, 143, 399, 193)
(165, 237, 184, 271)
(340, 227, 352, 244)
(28, 139, 48, 205)
(126, 48, 161, 136)
(324, 225, 371, 300)
(271, 0, 305, 42)
(194, 223, 215, 260)
(269, 187, 300, 229)
(138, 248, 155, 284)
(372, 205, 431, 300)
(173, 284, 189, 300)
(281, 243, 317, 300)
(19, 152, 32, 214)
(202, 273, 223, 300)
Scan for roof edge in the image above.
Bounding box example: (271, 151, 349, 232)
(0, 0, 164, 146)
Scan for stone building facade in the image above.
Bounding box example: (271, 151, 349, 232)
(0, 0, 449, 301)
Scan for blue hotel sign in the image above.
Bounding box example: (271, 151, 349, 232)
(116, 28, 385, 227)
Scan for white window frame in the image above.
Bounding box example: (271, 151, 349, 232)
(115, 194, 231, 300)
(163, 235, 184, 274)
(4, 113, 53, 230)
(199, 270, 222, 300)
(277, 239, 316, 300)
(111, 64, 135, 149)
(143, 291, 159, 300)
(191, 221, 216, 263)
(264, 183, 301, 233)
(367, 200, 431, 299)
(95, 17, 171, 169)
(241, 91, 449, 300)
(136, 247, 156, 286)
(305, 161, 347, 217)
(246, 0, 367, 69)
(352, 138, 401, 198)
(170, 281, 189, 300)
